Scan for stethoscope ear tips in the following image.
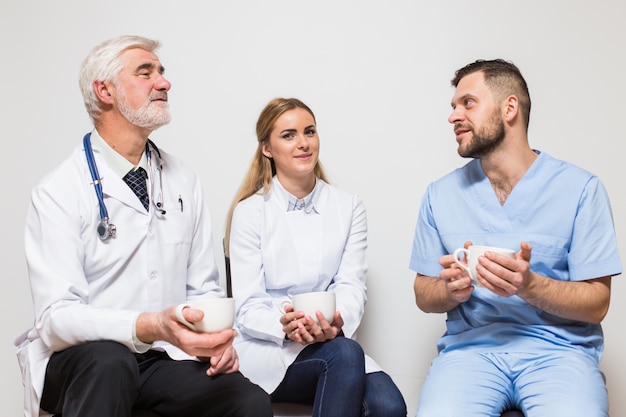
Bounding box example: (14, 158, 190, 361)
(97, 219, 117, 241)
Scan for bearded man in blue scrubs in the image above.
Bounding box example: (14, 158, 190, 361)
(410, 59, 621, 417)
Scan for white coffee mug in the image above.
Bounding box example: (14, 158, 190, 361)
(453, 245, 515, 282)
(175, 298, 235, 333)
(281, 291, 336, 323)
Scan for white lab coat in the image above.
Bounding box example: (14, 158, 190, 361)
(14, 137, 223, 417)
(229, 177, 381, 394)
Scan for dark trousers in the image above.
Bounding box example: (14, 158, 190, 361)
(40, 341, 272, 417)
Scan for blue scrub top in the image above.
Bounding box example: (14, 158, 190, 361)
(409, 151, 622, 361)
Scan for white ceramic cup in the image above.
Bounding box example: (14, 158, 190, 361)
(452, 245, 516, 282)
(281, 291, 336, 323)
(175, 298, 235, 333)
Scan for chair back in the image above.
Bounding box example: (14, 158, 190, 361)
(223, 238, 233, 297)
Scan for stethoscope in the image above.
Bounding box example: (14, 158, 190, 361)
(83, 132, 166, 241)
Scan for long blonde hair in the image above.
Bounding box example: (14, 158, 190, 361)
(224, 98, 329, 256)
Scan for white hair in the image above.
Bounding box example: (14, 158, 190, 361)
(78, 35, 161, 122)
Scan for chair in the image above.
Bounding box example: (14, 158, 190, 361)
(223, 241, 523, 417)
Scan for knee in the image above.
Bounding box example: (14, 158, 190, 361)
(328, 337, 365, 366)
(81, 341, 135, 367)
(365, 398, 407, 417)
(528, 402, 607, 417)
(77, 341, 138, 385)
(364, 372, 407, 417)
(227, 377, 272, 417)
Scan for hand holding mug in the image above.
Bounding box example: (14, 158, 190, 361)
(280, 291, 336, 323)
(280, 292, 340, 344)
(453, 245, 516, 286)
(150, 303, 236, 366)
(175, 298, 235, 333)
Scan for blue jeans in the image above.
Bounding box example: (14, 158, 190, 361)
(271, 337, 406, 417)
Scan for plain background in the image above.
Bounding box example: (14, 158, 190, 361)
(1, 1, 624, 415)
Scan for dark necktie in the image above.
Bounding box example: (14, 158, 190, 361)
(123, 167, 149, 210)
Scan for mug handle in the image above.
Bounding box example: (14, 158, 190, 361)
(279, 300, 293, 314)
(452, 248, 471, 275)
(175, 303, 195, 329)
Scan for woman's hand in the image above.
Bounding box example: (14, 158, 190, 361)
(282, 305, 344, 345)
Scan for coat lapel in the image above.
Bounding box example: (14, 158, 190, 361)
(93, 151, 148, 214)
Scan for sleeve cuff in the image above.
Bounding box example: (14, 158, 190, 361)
(131, 314, 153, 353)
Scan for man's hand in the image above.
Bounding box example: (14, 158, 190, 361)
(136, 305, 238, 374)
(475, 241, 532, 296)
(438, 240, 475, 304)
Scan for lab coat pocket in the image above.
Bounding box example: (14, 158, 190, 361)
(159, 198, 193, 246)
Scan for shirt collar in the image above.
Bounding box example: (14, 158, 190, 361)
(272, 176, 321, 214)
(90, 129, 149, 178)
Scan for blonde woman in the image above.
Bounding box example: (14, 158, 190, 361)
(225, 98, 406, 417)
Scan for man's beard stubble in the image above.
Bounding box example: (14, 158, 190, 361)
(117, 88, 171, 131)
(457, 110, 506, 159)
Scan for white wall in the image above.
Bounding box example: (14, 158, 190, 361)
(1, 1, 625, 415)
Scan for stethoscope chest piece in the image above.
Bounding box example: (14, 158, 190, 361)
(97, 218, 117, 241)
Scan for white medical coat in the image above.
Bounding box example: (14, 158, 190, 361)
(229, 177, 381, 394)
(14, 137, 223, 417)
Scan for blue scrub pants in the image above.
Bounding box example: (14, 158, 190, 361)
(271, 336, 407, 417)
(416, 350, 608, 417)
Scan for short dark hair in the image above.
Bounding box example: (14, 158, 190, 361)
(452, 59, 531, 130)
